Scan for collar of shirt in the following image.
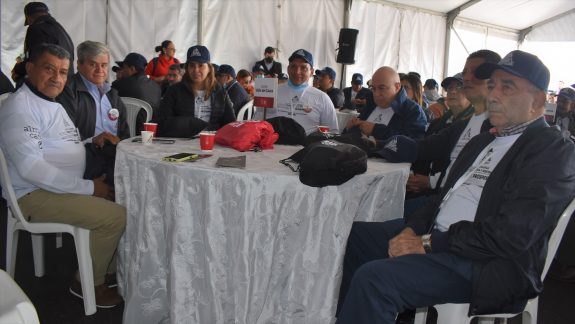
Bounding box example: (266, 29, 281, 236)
(287, 79, 308, 91)
(80, 74, 110, 98)
(490, 116, 542, 137)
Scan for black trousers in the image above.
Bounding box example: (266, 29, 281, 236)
(84, 142, 116, 187)
(336, 219, 473, 324)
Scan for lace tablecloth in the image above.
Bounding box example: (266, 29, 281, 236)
(115, 138, 409, 324)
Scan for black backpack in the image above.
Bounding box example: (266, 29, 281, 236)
(280, 139, 368, 187)
(266, 116, 306, 145)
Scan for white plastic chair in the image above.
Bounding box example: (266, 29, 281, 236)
(1, 147, 97, 316)
(0, 269, 40, 324)
(120, 97, 153, 137)
(414, 197, 575, 324)
(236, 99, 254, 121)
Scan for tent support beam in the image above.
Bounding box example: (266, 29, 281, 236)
(443, 0, 482, 77)
(197, 0, 204, 44)
(518, 8, 575, 44)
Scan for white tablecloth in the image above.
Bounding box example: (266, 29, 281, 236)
(115, 138, 409, 324)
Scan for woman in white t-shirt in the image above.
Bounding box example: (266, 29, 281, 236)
(156, 45, 235, 138)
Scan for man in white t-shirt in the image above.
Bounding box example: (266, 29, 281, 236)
(0, 44, 126, 308)
(253, 49, 338, 134)
(337, 51, 575, 324)
(404, 50, 501, 211)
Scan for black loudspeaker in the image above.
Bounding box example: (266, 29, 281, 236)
(336, 28, 359, 64)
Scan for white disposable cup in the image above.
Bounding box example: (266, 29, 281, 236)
(141, 131, 154, 145)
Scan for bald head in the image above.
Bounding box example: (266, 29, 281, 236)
(371, 66, 401, 108)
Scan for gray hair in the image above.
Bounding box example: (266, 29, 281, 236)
(29, 43, 70, 62)
(76, 40, 109, 63)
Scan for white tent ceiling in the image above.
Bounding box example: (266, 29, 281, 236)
(377, 0, 575, 31)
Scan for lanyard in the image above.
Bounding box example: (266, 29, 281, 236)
(438, 144, 494, 211)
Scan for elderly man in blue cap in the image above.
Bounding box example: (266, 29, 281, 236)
(216, 64, 250, 115)
(253, 49, 339, 134)
(336, 50, 575, 324)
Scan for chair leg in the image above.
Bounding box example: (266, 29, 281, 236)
(30, 234, 45, 277)
(73, 228, 96, 315)
(414, 307, 428, 324)
(56, 233, 63, 248)
(6, 215, 19, 277)
(522, 297, 538, 324)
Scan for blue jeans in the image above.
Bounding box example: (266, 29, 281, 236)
(336, 219, 473, 324)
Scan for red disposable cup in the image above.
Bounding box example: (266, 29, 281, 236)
(200, 132, 216, 151)
(143, 123, 158, 137)
(318, 126, 330, 133)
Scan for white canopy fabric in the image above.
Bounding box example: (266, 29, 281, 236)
(1, 0, 573, 90)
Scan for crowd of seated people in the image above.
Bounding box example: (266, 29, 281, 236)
(2, 3, 575, 322)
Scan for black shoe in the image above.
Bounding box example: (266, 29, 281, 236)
(69, 279, 123, 308)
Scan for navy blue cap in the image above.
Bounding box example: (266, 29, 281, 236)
(186, 45, 210, 64)
(558, 88, 575, 101)
(374, 135, 417, 163)
(115, 52, 148, 72)
(218, 64, 236, 79)
(352, 73, 363, 85)
(441, 72, 463, 89)
(289, 49, 313, 67)
(475, 50, 550, 91)
(424, 79, 438, 89)
(320, 67, 336, 80)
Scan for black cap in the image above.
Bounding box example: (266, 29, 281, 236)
(351, 73, 363, 85)
(115, 53, 147, 72)
(24, 2, 49, 16)
(441, 73, 463, 89)
(373, 135, 418, 163)
(475, 50, 550, 91)
(558, 88, 575, 101)
(424, 79, 438, 89)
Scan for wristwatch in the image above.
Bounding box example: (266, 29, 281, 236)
(421, 234, 432, 253)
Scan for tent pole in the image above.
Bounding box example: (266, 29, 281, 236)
(197, 0, 204, 44)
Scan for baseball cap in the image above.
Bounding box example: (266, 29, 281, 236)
(475, 50, 550, 91)
(320, 67, 336, 80)
(289, 49, 313, 67)
(558, 88, 575, 101)
(424, 79, 438, 89)
(24, 2, 49, 25)
(441, 73, 464, 89)
(186, 45, 210, 64)
(218, 64, 236, 79)
(352, 73, 363, 85)
(373, 135, 417, 163)
(115, 53, 148, 72)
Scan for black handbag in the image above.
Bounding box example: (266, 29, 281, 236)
(280, 139, 368, 187)
(266, 116, 306, 145)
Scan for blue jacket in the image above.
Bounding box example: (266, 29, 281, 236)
(350, 87, 427, 140)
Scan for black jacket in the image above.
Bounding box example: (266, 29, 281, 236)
(224, 81, 250, 115)
(57, 73, 130, 140)
(342, 87, 371, 111)
(155, 79, 235, 137)
(15, 15, 75, 82)
(412, 117, 493, 187)
(408, 117, 575, 315)
(326, 87, 345, 108)
(255, 59, 282, 77)
(111, 73, 161, 112)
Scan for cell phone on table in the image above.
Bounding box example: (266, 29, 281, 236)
(162, 153, 197, 162)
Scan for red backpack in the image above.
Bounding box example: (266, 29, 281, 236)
(215, 121, 279, 152)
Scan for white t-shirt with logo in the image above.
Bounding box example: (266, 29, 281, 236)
(0, 84, 94, 199)
(366, 106, 395, 125)
(253, 83, 339, 134)
(434, 134, 520, 232)
(194, 90, 212, 122)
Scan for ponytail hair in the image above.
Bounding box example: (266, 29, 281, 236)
(155, 40, 172, 53)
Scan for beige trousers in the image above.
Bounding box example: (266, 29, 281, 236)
(18, 189, 126, 286)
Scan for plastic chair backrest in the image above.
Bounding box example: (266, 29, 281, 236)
(541, 197, 575, 279)
(0, 270, 40, 324)
(236, 100, 254, 121)
(120, 97, 153, 137)
(0, 146, 31, 229)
